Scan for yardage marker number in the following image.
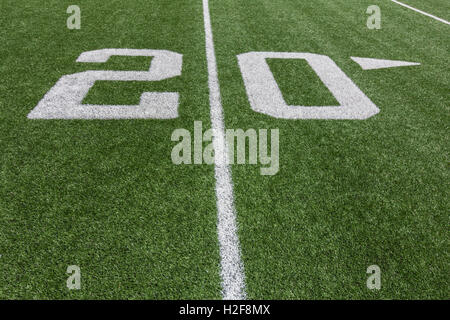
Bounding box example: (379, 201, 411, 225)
(28, 49, 182, 119)
(28, 49, 419, 120)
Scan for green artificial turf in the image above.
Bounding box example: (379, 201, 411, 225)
(0, 0, 221, 299)
(400, 0, 450, 21)
(211, 0, 449, 299)
(0, 0, 448, 299)
(267, 58, 339, 106)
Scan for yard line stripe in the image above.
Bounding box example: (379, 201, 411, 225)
(202, 0, 247, 300)
(390, 0, 450, 25)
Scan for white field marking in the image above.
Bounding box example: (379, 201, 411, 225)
(351, 57, 421, 70)
(28, 49, 182, 119)
(238, 52, 379, 119)
(391, 0, 450, 25)
(202, 0, 246, 300)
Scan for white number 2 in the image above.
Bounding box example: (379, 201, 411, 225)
(28, 49, 182, 119)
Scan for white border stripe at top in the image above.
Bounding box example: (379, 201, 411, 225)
(391, 0, 450, 25)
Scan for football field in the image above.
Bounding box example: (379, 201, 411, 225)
(0, 0, 448, 299)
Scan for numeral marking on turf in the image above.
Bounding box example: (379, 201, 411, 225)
(237, 52, 380, 120)
(28, 49, 420, 120)
(28, 49, 182, 119)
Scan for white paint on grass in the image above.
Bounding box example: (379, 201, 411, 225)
(238, 52, 380, 120)
(351, 57, 420, 70)
(202, 0, 246, 300)
(28, 49, 182, 119)
(391, 0, 450, 25)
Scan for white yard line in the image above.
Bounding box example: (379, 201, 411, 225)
(391, 0, 450, 25)
(202, 0, 247, 300)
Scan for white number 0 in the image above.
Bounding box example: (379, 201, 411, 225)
(237, 52, 379, 120)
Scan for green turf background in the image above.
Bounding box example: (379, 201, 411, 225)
(0, 0, 222, 299)
(0, 0, 448, 299)
(210, 0, 449, 299)
(400, 0, 450, 21)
